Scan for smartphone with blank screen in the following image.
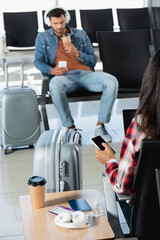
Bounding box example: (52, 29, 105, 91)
(91, 135, 116, 153)
(58, 61, 67, 68)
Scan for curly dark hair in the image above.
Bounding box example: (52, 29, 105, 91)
(135, 49, 160, 138)
(47, 8, 66, 19)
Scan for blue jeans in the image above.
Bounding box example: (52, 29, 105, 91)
(49, 70, 118, 127)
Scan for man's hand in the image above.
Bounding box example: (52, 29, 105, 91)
(95, 143, 115, 165)
(63, 42, 80, 58)
(50, 66, 68, 76)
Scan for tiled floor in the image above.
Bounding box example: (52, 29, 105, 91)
(0, 59, 139, 239)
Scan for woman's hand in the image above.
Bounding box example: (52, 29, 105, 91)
(95, 143, 115, 165)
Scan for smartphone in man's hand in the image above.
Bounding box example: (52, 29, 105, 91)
(91, 135, 116, 153)
(58, 61, 67, 68)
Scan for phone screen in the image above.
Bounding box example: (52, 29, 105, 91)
(58, 61, 67, 68)
(91, 135, 106, 150)
(91, 135, 116, 153)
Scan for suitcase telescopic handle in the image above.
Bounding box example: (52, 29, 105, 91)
(5, 61, 24, 88)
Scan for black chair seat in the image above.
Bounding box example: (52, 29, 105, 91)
(43, 88, 139, 104)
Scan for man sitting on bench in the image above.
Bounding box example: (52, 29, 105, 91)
(34, 6, 118, 142)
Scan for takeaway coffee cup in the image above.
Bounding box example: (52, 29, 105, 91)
(61, 33, 71, 45)
(27, 176, 47, 209)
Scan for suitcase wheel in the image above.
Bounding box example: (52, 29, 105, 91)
(29, 145, 34, 149)
(3, 144, 12, 155)
(4, 149, 9, 154)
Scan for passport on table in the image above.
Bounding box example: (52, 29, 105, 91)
(68, 199, 92, 211)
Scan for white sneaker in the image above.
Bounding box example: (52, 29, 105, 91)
(95, 125, 112, 142)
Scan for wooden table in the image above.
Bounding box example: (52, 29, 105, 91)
(19, 189, 115, 240)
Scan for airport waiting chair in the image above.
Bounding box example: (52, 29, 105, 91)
(42, 10, 77, 30)
(2, 11, 38, 69)
(117, 8, 151, 43)
(97, 30, 150, 95)
(67, 10, 77, 28)
(122, 109, 136, 134)
(155, 169, 160, 208)
(102, 138, 160, 239)
(152, 7, 160, 29)
(152, 29, 160, 52)
(3, 11, 38, 50)
(80, 9, 113, 43)
(129, 138, 160, 239)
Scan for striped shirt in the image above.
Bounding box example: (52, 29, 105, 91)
(105, 117, 145, 195)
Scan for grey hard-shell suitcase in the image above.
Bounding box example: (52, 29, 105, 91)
(33, 129, 82, 193)
(1, 61, 40, 154)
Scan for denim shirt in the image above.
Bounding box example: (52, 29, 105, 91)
(34, 26, 97, 76)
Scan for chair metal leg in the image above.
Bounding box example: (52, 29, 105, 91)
(40, 102, 49, 131)
(2, 57, 6, 72)
(40, 74, 50, 131)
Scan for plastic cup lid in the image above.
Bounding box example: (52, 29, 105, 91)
(27, 176, 47, 187)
